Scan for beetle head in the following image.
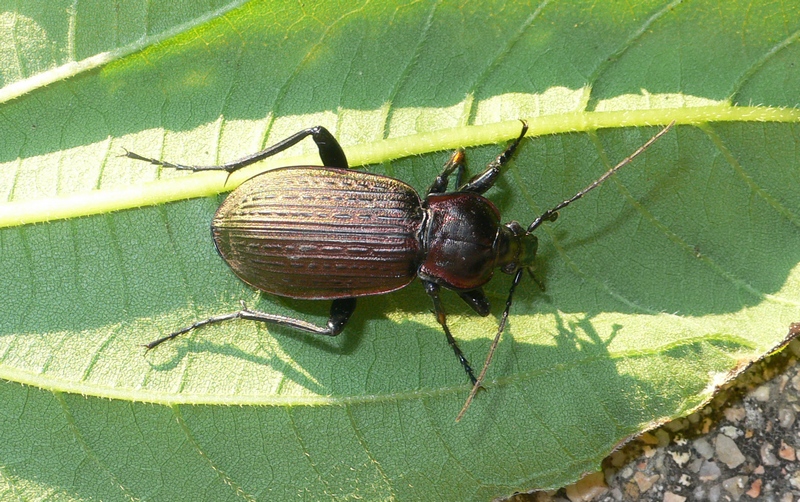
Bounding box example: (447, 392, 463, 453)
(497, 221, 538, 274)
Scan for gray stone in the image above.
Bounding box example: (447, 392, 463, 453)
(779, 406, 796, 429)
(715, 434, 746, 469)
(699, 460, 722, 481)
(693, 438, 715, 459)
(721, 475, 748, 501)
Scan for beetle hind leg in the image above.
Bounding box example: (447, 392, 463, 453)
(144, 298, 357, 350)
(124, 125, 348, 173)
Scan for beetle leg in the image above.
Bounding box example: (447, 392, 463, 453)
(144, 298, 357, 350)
(458, 120, 528, 194)
(457, 288, 491, 317)
(324, 298, 358, 335)
(426, 148, 465, 195)
(124, 126, 348, 172)
(239, 297, 356, 336)
(423, 281, 478, 385)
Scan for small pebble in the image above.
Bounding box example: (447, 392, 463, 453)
(639, 432, 658, 445)
(624, 480, 639, 499)
(693, 438, 714, 459)
(669, 451, 690, 467)
(665, 419, 688, 432)
(745, 403, 765, 429)
(692, 486, 707, 500)
(720, 425, 742, 439)
(749, 383, 771, 401)
(662, 492, 686, 502)
(699, 460, 722, 481)
(790, 470, 800, 490)
(721, 475, 747, 501)
(779, 407, 796, 428)
(724, 406, 747, 423)
(745, 478, 762, 499)
(778, 374, 790, 393)
(654, 429, 670, 447)
(609, 450, 628, 468)
(761, 443, 779, 466)
(565, 471, 607, 502)
(701, 417, 713, 434)
(792, 373, 800, 392)
(708, 483, 721, 502)
(688, 458, 703, 474)
(778, 440, 796, 461)
(715, 434, 746, 469)
(789, 338, 800, 358)
(633, 472, 659, 493)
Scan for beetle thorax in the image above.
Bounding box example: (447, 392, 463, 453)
(418, 193, 507, 291)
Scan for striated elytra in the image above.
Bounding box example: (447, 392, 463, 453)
(126, 121, 674, 420)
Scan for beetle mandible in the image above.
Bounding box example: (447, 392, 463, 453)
(126, 121, 674, 419)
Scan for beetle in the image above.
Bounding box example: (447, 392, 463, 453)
(125, 120, 674, 419)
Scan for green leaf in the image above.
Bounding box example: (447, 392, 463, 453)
(1, 1, 799, 500)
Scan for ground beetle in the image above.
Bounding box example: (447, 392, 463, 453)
(126, 120, 674, 420)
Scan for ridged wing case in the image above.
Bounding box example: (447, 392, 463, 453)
(212, 167, 424, 299)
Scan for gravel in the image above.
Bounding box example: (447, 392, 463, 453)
(506, 337, 800, 502)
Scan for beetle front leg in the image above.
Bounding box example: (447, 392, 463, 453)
(144, 298, 357, 349)
(458, 120, 528, 194)
(423, 281, 478, 385)
(124, 125, 348, 173)
(426, 148, 466, 195)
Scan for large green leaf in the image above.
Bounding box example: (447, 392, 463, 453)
(1, 1, 799, 500)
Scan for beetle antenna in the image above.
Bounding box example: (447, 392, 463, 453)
(457, 122, 676, 421)
(456, 267, 525, 421)
(527, 121, 675, 233)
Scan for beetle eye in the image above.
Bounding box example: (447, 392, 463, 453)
(501, 262, 517, 274)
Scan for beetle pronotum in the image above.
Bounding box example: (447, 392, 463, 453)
(126, 120, 674, 420)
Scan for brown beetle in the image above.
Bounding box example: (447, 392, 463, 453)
(126, 121, 674, 419)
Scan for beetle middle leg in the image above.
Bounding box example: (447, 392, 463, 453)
(124, 125, 348, 172)
(423, 281, 478, 384)
(144, 298, 357, 350)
